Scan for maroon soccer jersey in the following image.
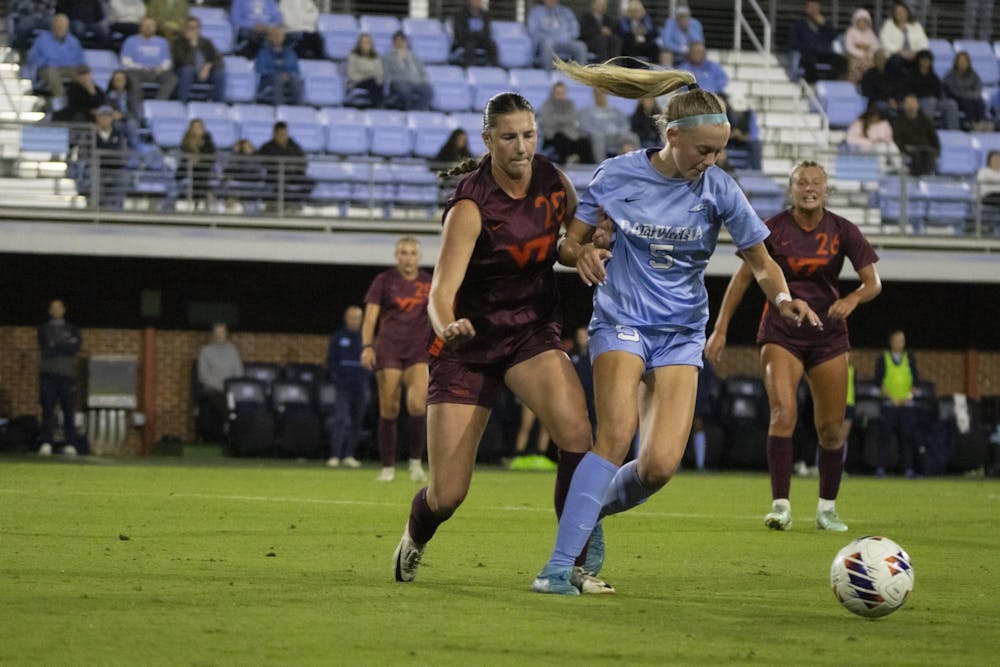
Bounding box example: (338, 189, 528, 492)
(756, 210, 879, 345)
(431, 155, 569, 364)
(365, 268, 433, 358)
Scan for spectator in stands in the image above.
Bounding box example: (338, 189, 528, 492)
(345, 33, 383, 108)
(223, 139, 267, 213)
(37, 299, 82, 457)
(618, 0, 659, 63)
(580, 88, 634, 160)
(845, 8, 880, 83)
(11, 0, 56, 55)
(88, 105, 129, 209)
(382, 31, 433, 111)
(177, 119, 217, 209)
(325, 305, 368, 469)
(258, 121, 314, 206)
(434, 128, 473, 163)
(722, 95, 763, 170)
(660, 5, 703, 66)
(944, 51, 990, 131)
(579, 0, 621, 64)
(538, 81, 595, 164)
(105, 69, 141, 147)
(28, 13, 84, 111)
(231, 0, 282, 57)
(527, 0, 588, 71)
(892, 93, 939, 176)
(145, 0, 191, 41)
(196, 322, 244, 443)
(846, 102, 894, 151)
(53, 65, 105, 122)
(677, 42, 728, 95)
(452, 0, 499, 67)
(860, 49, 899, 117)
(874, 329, 919, 478)
(978, 150, 1000, 230)
(630, 97, 660, 148)
(788, 0, 845, 83)
(173, 17, 226, 103)
(280, 0, 323, 60)
(255, 26, 303, 105)
(56, 0, 109, 49)
(121, 17, 178, 110)
(963, 0, 994, 42)
(107, 0, 146, 47)
(879, 1, 928, 80)
(903, 49, 960, 130)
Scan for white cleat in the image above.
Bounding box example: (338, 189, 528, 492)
(571, 566, 615, 594)
(38, 443, 53, 457)
(376, 467, 395, 482)
(392, 528, 426, 582)
(62, 445, 77, 457)
(326, 457, 340, 468)
(409, 459, 427, 483)
(341, 456, 362, 468)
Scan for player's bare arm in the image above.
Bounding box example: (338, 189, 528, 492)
(360, 302, 380, 370)
(828, 263, 882, 321)
(742, 242, 822, 328)
(429, 198, 481, 347)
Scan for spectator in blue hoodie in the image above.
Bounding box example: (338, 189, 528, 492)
(27, 13, 84, 109)
(660, 5, 703, 65)
(677, 42, 728, 94)
(528, 0, 588, 71)
(255, 25, 303, 105)
(56, 0, 109, 49)
(121, 16, 177, 110)
(232, 0, 283, 58)
(325, 305, 371, 469)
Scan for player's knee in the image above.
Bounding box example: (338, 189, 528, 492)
(817, 421, 843, 449)
(552, 419, 592, 453)
(406, 396, 427, 417)
(769, 403, 797, 432)
(641, 452, 681, 486)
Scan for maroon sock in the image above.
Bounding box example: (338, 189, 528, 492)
(554, 450, 590, 567)
(766, 435, 793, 500)
(406, 415, 426, 462)
(378, 418, 397, 467)
(407, 487, 453, 545)
(818, 446, 845, 500)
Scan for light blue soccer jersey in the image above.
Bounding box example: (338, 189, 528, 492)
(578, 149, 770, 334)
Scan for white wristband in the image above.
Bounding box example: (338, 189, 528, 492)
(556, 234, 567, 254)
(774, 292, 792, 307)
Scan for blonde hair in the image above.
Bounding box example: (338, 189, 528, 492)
(396, 235, 420, 249)
(788, 160, 829, 187)
(553, 57, 725, 135)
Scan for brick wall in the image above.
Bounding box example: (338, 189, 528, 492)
(2, 325, 997, 451)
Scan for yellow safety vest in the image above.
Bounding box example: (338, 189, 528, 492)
(882, 352, 913, 402)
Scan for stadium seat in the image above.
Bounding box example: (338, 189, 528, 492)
(319, 13, 360, 59)
(243, 362, 281, 389)
(187, 101, 229, 120)
(350, 159, 395, 214)
(927, 39, 954, 79)
(737, 173, 786, 219)
(284, 362, 324, 385)
(974, 132, 1000, 165)
(718, 376, 768, 468)
(143, 100, 187, 147)
(200, 21, 234, 55)
(815, 81, 866, 129)
(272, 380, 322, 458)
(426, 65, 472, 112)
(467, 66, 510, 109)
(225, 377, 274, 457)
(450, 111, 487, 156)
(83, 49, 119, 89)
(299, 59, 344, 107)
(308, 158, 355, 207)
(409, 111, 456, 159)
(878, 176, 927, 224)
(275, 105, 326, 153)
(203, 118, 238, 149)
(229, 103, 275, 148)
(953, 40, 999, 86)
(359, 14, 401, 54)
(368, 109, 413, 157)
(402, 18, 451, 65)
(490, 21, 534, 68)
(835, 151, 881, 182)
(223, 56, 256, 103)
(324, 108, 370, 155)
(936, 130, 981, 176)
(920, 178, 973, 233)
(509, 68, 553, 109)
(189, 7, 229, 26)
(392, 163, 439, 208)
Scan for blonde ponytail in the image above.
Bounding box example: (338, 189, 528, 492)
(553, 57, 695, 100)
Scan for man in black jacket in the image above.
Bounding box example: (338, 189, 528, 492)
(788, 0, 845, 83)
(173, 16, 226, 102)
(452, 0, 498, 67)
(258, 121, 314, 206)
(892, 94, 940, 176)
(37, 299, 82, 457)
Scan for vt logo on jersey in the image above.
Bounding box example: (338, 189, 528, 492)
(501, 191, 565, 268)
(505, 236, 553, 268)
(395, 281, 431, 312)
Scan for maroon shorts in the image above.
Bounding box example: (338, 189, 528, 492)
(427, 321, 563, 408)
(759, 332, 850, 371)
(376, 339, 428, 371)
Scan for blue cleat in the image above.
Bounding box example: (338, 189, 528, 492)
(532, 564, 580, 595)
(584, 521, 605, 576)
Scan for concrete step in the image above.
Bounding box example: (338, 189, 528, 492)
(0, 176, 77, 194)
(736, 65, 791, 82)
(759, 111, 823, 129)
(716, 50, 782, 67)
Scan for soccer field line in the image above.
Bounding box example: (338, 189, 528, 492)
(0, 486, 761, 521)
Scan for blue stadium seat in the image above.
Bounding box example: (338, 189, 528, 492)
(737, 173, 785, 219)
(324, 109, 370, 155)
(350, 159, 395, 214)
(187, 101, 230, 120)
(450, 111, 487, 156)
(83, 49, 119, 89)
(189, 7, 229, 25)
(143, 99, 186, 122)
(937, 130, 981, 175)
(319, 13, 360, 59)
(299, 59, 344, 107)
(231, 105, 276, 149)
(275, 106, 326, 153)
(815, 81, 866, 128)
(953, 40, 999, 85)
(426, 65, 472, 112)
(409, 111, 456, 159)
(403, 18, 451, 65)
(878, 176, 927, 224)
(927, 39, 954, 79)
(359, 15, 401, 55)
(974, 132, 1000, 165)
(467, 66, 510, 109)
(368, 109, 413, 157)
(223, 55, 256, 103)
(491, 21, 534, 68)
(391, 163, 439, 207)
(920, 178, 972, 233)
(509, 68, 553, 109)
(204, 118, 238, 149)
(201, 22, 234, 55)
(835, 151, 881, 182)
(308, 159, 355, 208)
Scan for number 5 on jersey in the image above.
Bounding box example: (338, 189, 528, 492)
(649, 243, 675, 270)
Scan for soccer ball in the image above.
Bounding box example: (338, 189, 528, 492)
(830, 536, 914, 618)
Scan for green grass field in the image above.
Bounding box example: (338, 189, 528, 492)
(1, 455, 997, 666)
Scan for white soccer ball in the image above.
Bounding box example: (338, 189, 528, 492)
(830, 536, 914, 618)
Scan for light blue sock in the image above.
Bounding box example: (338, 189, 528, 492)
(599, 459, 655, 518)
(548, 452, 619, 568)
(694, 431, 706, 470)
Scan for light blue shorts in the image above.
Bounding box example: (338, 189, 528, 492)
(589, 324, 705, 372)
